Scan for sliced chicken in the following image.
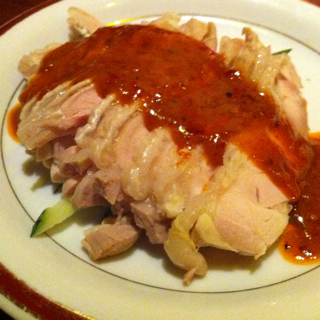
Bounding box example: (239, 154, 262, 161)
(16, 11, 313, 284)
(131, 197, 171, 244)
(164, 143, 291, 283)
(67, 7, 104, 36)
(219, 28, 309, 137)
(18, 43, 61, 78)
(150, 12, 217, 50)
(18, 81, 102, 151)
(82, 215, 141, 259)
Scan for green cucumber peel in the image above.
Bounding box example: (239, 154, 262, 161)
(272, 49, 292, 55)
(30, 198, 78, 237)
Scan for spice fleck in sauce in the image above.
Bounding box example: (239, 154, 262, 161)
(13, 25, 319, 264)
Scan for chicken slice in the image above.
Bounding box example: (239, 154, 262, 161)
(67, 7, 104, 36)
(18, 43, 61, 78)
(150, 12, 217, 50)
(219, 28, 309, 137)
(18, 81, 101, 151)
(164, 143, 291, 283)
(131, 197, 171, 244)
(82, 215, 141, 260)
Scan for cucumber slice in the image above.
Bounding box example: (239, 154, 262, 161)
(30, 198, 78, 237)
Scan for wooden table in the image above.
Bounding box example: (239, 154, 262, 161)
(0, 0, 319, 319)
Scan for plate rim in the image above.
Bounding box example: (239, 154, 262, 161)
(1, 0, 320, 319)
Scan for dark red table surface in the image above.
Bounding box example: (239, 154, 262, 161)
(0, 0, 319, 319)
(0, 0, 46, 26)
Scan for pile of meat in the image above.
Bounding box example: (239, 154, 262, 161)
(17, 8, 312, 283)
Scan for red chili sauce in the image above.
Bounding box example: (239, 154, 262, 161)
(13, 25, 320, 264)
(7, 102, 22, 142)
(279, 136, 320, 264)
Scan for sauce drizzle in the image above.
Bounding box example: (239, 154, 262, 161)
(7, 102, 22, 142)
(18, 25, 311, 200)
(279, 138, 320, 264)
(11, 23, 320, 266)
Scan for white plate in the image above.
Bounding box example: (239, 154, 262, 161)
(1, 0, 320, 319)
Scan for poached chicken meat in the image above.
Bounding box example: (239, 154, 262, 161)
(16, 9, 313, 283)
